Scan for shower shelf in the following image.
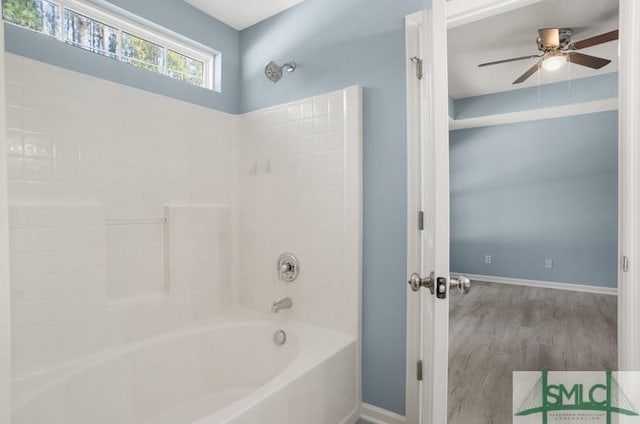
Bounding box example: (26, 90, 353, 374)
(106, 213, 171, 304)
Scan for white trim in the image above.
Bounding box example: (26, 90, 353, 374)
(404, 14, 422, 424)
(342, 85, 364, 407)
(405, 11, 423, 27)
(618, 0, 640, 372)
(420, 3, 451, 424)
(340, 404, 362, 424)
(361, 403, 406, 424)
(451, 273, 618, 296)
(446, 0, 543, 29)
(406, 5, 453, 423)
(449, 98, 618, 130)
(0, 21, 11, 424)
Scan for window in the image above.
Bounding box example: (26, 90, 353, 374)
(121, 32, 164, 73)
(64, 9, 117, 58)
(168, 50, 205, 87)
(2, 0, 217, 90)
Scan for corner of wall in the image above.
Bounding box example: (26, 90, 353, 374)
(0, 26, 13, 424)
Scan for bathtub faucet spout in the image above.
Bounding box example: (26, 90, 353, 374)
(271, 297, 293, 313)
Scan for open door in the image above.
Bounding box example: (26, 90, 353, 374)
(405, 1, 471, 423)
(407, 0, 640, 423)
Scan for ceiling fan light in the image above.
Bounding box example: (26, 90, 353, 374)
(542, 54, 566, 71)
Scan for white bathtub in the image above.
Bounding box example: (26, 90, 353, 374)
(11, 316, 359, 424)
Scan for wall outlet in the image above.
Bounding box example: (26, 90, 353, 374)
(545, 259, 553, 269)
(485, 255, 492, 264)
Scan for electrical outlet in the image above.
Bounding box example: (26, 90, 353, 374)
(545, 259, 553, 269)
(485, 255, 492, 264)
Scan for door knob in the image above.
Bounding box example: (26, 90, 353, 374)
(450, 275, 471, 294)
(408, 272, 434, 293)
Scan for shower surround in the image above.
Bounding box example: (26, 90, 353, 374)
(5, 53, 362, 423)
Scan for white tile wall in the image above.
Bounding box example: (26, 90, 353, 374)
(106, 221, 165, 302)
(5, 54, 235, 377)
(6, 53, 360, 383)
(9, 204, 108, 375)
(235, 90, 349, 332)
(168, 206, 231, 319)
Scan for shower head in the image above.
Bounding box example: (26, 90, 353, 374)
(264, 61, 297, 83)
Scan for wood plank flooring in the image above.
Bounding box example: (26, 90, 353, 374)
(448, 281, 617, 424)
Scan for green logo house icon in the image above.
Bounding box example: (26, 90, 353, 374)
(514, 371, 639, 424)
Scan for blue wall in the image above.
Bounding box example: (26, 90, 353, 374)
(450, 111, 618, 287)
(4, 0, 241, 113)
(240, 0, 421, 415)
(453, 73, 618, 120)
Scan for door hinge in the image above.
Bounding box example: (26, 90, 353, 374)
(622, 256, 629, 273)
(410, 56, 423, 80)
(417, 360, 423, 381)
(418, 211, 424, 231)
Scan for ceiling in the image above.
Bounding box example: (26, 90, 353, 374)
(447, 0, 619, 99)
(184, 0, 305, 30)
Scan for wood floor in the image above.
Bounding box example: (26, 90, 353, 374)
(448, 281, 617, 424)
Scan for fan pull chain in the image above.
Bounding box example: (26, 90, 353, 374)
(537, 62, 541, 102)
(567, 58, 572, 98)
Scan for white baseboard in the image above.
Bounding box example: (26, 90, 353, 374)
(452, 273, 618, 296)
(341, 404, 362, 424)
(360, 403, 406, 424)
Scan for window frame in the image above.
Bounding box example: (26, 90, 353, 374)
(4, 0, 219, 91)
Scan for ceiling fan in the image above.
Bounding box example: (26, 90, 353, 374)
(478, 28, 619, 84)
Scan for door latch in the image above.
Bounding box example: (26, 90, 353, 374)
(436, 277, 448, 299)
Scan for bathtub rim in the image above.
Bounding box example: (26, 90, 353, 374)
(11, 312, 355, 418)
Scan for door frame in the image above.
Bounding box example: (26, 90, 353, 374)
(405, 3, 451, 422)
(405, 0, 640, 421)
(617, 0, 640, 372)
(404, 11, 424, 424)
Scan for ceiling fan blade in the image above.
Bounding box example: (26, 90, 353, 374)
(478, 54, 541, 67)
(513, 62, 541, 84)
(538, 28, 560, 48)
(573, 30, 619, 50)
(568, 52, 612, 69)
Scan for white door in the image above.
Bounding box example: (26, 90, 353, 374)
(415, 3, 454, 423)
(405, 1, 470, 423)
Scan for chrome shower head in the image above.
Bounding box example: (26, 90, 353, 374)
(264, 61, 297, 83)
(265, 61, 283, 83)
